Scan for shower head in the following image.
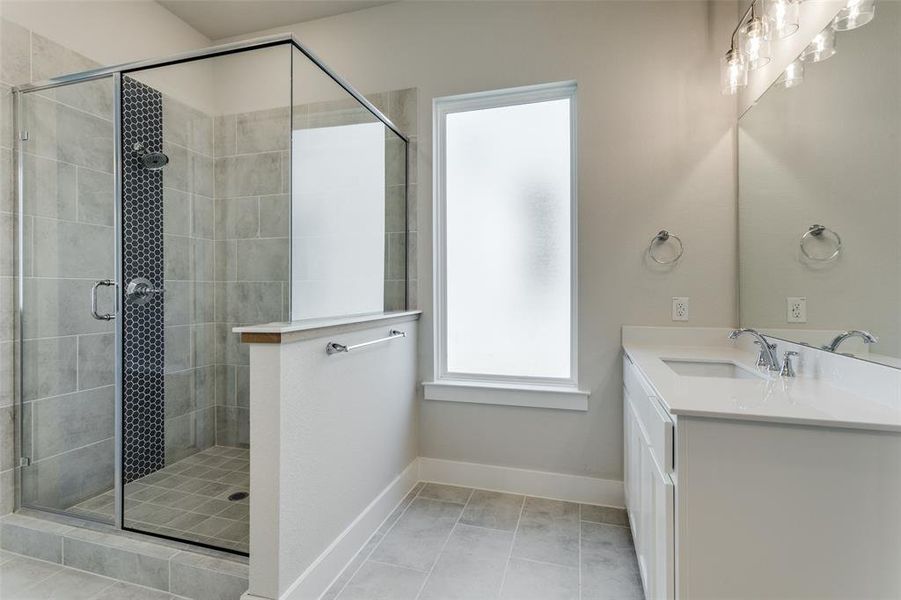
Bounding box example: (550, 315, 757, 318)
(132, 142, 169, 170)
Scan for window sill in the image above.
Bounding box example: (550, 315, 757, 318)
(423, 380, 589, 411)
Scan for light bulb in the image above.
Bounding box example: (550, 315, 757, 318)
(800, 26, 837, 63)
(721, 48, 748, 95)
(740, 17, 772, 70)
(833, 0, 876, 31)
(767, 0, 800, 39)
(776, 59, 804, 89)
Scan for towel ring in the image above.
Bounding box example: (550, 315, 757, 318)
(648, 230, 683, 265)
(800, 224, 841, 262)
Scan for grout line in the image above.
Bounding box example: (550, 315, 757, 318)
(497, 494, 527, 598)
(329, 482, 422, 600)
(412, 486, 474, 600)
(578, 503, 583, 600)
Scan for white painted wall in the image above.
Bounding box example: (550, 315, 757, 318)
(739, 1, 901, 358)
(2, 0, 218, 112)
(247, 318, 419, 598)
(225, 1, 740, 481)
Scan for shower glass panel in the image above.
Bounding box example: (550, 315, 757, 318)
(114, 45, 291, 553)
(291, 46, 408, 318)
(17, 76, 117, 523)
(16, 35, 408, 558)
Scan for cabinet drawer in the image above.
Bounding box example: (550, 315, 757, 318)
(624, 357, 674, 474)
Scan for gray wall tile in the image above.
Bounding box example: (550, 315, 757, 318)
(77, 333, 115, 390)
(32, 218, 114, 278)
(77, 168, 114, 226)
(22, 153, 77, 220)
(23, 94, 113, 172)
(214, 115, 236, 158)
(236, 107, 289, 154)
(215, 153, 281, 198)
(30, 386, 114, 460)
(258, 194, 288, 237)
(216, 197, 258, 239)
(22, 336, 78, 400)
(163, 187, 191, 236)
(164, 234, 192, 281)
(22, 278, 115, 338)
(163, 99, 213, 156)
(22, 438, 113, 509)
(236, 238, 289, 282)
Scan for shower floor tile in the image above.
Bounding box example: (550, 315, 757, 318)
(68, 446, 250, 554)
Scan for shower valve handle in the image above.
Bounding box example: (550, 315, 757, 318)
(126, 277, 164, 305)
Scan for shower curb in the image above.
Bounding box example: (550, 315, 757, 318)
(0, 512, 248, 599)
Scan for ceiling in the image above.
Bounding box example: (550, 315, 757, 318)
(157, 0, 395, 40)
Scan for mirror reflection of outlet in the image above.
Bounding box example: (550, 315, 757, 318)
(672, 297, 689, 321)
(787, 297, 807, 323)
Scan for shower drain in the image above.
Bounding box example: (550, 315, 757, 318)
(228, 491, 249, 502)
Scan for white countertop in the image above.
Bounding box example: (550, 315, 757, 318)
(624, 342, 901, 432)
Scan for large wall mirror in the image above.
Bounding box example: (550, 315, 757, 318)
(739, 0, 901, 368)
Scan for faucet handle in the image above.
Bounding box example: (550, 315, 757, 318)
(754, 340, 777, 368)
(781, 351, 799, 378)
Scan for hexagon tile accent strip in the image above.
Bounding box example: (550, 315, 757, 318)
(122, 76, 166, 484)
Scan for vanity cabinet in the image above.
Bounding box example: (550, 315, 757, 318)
(623, 355, 674, 600)
(623, 344, 901, 600)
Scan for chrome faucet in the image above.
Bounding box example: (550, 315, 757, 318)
(729, 328, 779, 371)
(823, 330, 878, 353)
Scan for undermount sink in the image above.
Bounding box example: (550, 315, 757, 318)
(663, 359, 762, 380)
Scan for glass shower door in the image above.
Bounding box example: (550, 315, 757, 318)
(17, 76, 118, 523)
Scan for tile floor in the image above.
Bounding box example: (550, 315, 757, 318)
(68, 446, 249, 553)
(324, 482, 642, 600)
(0, 549, 190, 599)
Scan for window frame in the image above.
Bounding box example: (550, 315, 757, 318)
(431, 81, 582, 407)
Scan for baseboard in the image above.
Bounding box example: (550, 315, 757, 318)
(418, 457, 624, 507)
(278, 459, 420, 600)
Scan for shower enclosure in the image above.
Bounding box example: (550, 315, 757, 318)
(13, 35, 408, 555)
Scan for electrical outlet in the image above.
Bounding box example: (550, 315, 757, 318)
(672, 297, 689, 321)
(787, 297, 807, 323)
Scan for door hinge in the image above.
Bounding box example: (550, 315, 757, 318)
(19, 457, 31, 467)
(19, 130, 29, 141)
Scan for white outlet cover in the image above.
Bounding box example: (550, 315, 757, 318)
(787, 297, 807, 323)
(672, 297, 689, 321)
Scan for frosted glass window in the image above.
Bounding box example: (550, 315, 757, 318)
(442, 89, 574, 380)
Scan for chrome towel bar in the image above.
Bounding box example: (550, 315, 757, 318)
(326, 329, 406, 355)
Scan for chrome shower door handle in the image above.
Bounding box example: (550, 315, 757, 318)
(90, 279, 117, 321)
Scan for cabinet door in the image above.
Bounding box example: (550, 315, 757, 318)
(649, 446, 675, 600)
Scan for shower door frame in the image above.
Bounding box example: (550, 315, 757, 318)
(13, 33, 408, 552)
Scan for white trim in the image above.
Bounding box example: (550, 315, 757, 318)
(432, 81, 580, 397)
(277, 460, 419, 600)
(423, 380, 589, 411)
(418, 457, 624, 508)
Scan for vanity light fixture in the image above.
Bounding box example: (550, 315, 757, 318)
(740, 10, 772, 69)
(767, 0, 801, 39)
(776, 59, 804, 88)
(833, 0, 876, 31)
(801, 26, 837, 62)
(721, 48, 749, 95)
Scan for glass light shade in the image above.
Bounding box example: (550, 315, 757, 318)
(833, 0, 876, 31)
(800, 27, 837, 62)
(767, 0, 800, 39)
(776, 59, 804, 88)
(740, 18, 772, 70)
(720, 49, 748, 95)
